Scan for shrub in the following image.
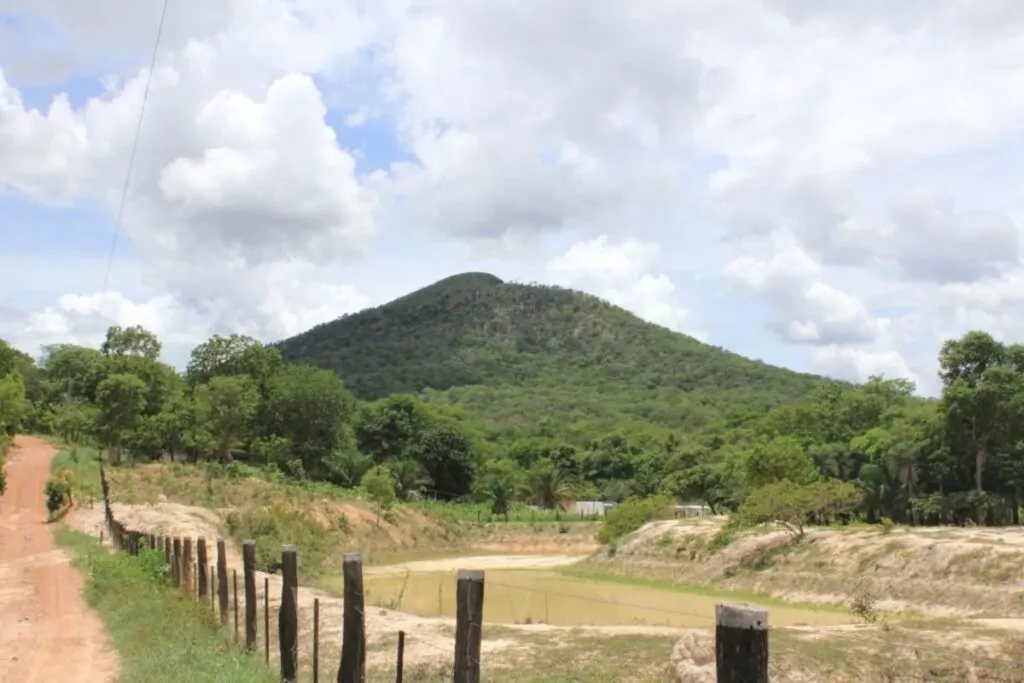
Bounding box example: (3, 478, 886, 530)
(597, 494, 672, 545)
(45, 476, 72, 517)
(224, 504, 331, 577)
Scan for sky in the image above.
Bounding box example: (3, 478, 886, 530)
(2, 0, 1024, 397)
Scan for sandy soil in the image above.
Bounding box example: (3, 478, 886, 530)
(0, 436, 118, 683)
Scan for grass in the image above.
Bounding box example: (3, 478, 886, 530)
(57, 529, 277, 683)
(51, 445, 103, 504)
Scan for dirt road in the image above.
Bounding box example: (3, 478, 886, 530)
(0, 436, 117, 683)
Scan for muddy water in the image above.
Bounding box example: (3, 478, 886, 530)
(363, 569, 851, 628)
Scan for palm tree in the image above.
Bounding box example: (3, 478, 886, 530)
(525, 463, 575, 518)
(326, 449, 372, 488)
(475, 461, 520, 521)
(390, 459, 433, 500)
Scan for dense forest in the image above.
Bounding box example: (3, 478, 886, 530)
(0, 273, 1021, 528)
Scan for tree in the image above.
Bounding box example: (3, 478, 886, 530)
(38, 344, 108, 405)
(525, 462, 575, 512)
(0, 373, 30, 436)
(321, 448, 372, 488)
(356, 395, 477, 499)
(95, 373, 147, 465)
(194, 375, 260, 461)
(744, 436, 819, 488)
(475, 459, 521, 520)
(263, 365, 359, 478)
(186, 334, 282, 390)
(732, 479, 861, 538)
(54, 402, 97, 447)
(361, 464, 397, 524)
(101, 325, 161, 359)
(389, 459, 433, 500)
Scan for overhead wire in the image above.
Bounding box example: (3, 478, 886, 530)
(100, 0, 171, 294)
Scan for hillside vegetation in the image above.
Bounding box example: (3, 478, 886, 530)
(0, 271, 1022, 533)
(275, 272, 831, 444)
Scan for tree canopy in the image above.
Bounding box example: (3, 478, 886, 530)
(2, 274, 1023, 528)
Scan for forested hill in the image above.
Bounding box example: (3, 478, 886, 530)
(274, 272, 835, 443)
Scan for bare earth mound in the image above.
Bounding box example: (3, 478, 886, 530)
(599, 518, 1024, 619)
(0, 436, 118, 683)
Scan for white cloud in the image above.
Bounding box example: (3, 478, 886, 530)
(724, 234, 885, 346)
(3, 0, 1024, 394)
(547, 235, 705, 339)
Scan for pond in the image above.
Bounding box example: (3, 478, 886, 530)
(363, 568, 851, 628)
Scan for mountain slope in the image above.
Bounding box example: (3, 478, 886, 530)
(274, 272, 834, 442)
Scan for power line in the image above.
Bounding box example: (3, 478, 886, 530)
(100, 0, 171, 294)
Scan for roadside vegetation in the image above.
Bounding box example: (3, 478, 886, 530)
(57, 529, 276, 683)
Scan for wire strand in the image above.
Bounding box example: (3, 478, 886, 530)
(101, 0, 171, 294)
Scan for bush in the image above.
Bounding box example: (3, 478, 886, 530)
(224, 504, 331, 577)
(597, 494, 672, 545)
(45, 475, 73, 517)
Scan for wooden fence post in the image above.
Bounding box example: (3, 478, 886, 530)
(453, 569, 484, 683)
(149, 533, 157, 550)
(396, 631, 405, 683)
(216, 537, 229, 626)
(182, 538, 194, 596)
(233, 570, 239, 643)
(264, 576, 270, 665)
(338, 552, 366, 683)
(197, 537, 209, 599)
(312, 598, 320, 683)
(172, 537, 182, 588)
(243, 540, 257, 650)
(715, 603, 769, 683)
(279, 545, 299, 683)
(163, 536, 171, 567)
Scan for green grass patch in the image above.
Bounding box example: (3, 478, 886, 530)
(51, 445, 103, 503)
(57, 529, 276, 683)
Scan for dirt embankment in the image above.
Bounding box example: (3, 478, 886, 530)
(594, 518, 1024, 618)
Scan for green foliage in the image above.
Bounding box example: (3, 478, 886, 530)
(597, 495, 673, 545)
(362, 464, 397, 522)
(731, 479, 861, 538)
(96, 372, 148, 464)
(224, 505, 333, 576)
(57, 530, 277, 683)
(474, 458, 522, 519)
(0, 371, 30, 434)
(51, 447, 102, 504)
(44, 471, 73, 517)
(10, 272, 1024, 535)
(194, 375, 260, 459)
(276, 273, 829, 445)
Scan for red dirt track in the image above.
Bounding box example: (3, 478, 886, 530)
(0, 436, 117, 683)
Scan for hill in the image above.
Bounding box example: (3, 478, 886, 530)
(274, 272, 834, 443)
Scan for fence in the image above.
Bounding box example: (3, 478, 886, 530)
(98, 464, 781, 682)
